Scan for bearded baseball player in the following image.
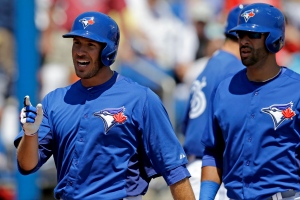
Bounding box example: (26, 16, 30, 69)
(14, 11, 195, 200)
(200, 3, 300, 200)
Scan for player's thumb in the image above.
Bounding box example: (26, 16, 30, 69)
(24, 95, 32, 106)
(35, 103, 43, 125)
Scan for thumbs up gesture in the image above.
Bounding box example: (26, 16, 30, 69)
(20, 96, 43, 136)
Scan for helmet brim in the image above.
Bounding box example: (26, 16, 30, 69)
(229, 24, 270, 33)
(62, 30, 109, 44)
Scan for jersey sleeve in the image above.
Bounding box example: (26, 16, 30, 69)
(201, 87, 225, 169)
(140, 88, 189, 183)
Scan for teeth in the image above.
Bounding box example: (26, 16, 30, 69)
(78, 61, 89, 65)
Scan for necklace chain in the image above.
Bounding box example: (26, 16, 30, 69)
(261, 68, 282, 82)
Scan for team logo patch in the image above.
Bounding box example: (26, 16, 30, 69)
(241, 9, 255, 22)
(261, 102, 296, 130)
(79, 17, 95, 29)
(94, 107, 127, 134)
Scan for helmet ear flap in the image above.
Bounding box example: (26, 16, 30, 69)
(101, 47, 118, 66)
(274, 37, 284, 52)
(265, 34, 284, 53)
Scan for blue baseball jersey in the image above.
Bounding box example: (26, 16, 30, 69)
(202, 67, 300, 200)
(14, 72, 189, 200)
(182, 50, 245, 157)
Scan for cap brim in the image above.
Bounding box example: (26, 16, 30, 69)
(62, 30, 107, 44)
(229, 24, 267, 33)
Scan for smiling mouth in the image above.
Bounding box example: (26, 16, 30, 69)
(77, 61, 90, 67)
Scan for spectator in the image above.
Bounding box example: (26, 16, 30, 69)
(0, 0, 17, 198)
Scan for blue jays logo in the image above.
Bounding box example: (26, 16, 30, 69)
(241, 9, 255, 22)
(79, 17, 95, 29)
(261, 102, 296, 130)
(94, 107, 127, 134)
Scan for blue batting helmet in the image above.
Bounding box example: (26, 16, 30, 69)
(224, 4, 247, 38)
(229, 3, 285, 53)
(63, 11, 120, 66)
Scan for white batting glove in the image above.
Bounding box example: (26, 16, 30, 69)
(20, 95, 43, 136)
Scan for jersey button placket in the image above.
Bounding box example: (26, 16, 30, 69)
(246, 161, 250, 166)
(242, 90, 260, 198)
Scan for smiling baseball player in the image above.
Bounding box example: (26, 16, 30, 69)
(14, 11, 194, 200)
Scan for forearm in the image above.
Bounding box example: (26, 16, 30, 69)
(17, 134, 39, 171)
(170, 178, 195, 200)
(200, 166, 222, 200)
(201, 166, 222, 183)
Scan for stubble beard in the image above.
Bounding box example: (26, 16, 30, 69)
(241, 47, 267, 67)
(75, 59, 103, 79)
(78, 66, 102, 79)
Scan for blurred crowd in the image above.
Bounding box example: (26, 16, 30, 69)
(1, 0, 300, 199)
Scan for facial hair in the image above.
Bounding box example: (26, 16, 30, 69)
(75, 57, 103, 79)
(241, 46, 268, 67)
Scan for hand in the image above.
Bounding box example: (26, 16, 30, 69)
(20, 96, 43, 136)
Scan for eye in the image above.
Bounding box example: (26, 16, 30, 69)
(73, 40, 80, 45)
(88, 42, 97, 47)
(237, 31, 263, 39)
(271, 107, 278, 112)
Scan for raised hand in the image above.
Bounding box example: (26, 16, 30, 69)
(20, 96, 43, 136)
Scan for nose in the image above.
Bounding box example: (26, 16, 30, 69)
(74, 45, 87, 56)
(239, 36, 250, 46)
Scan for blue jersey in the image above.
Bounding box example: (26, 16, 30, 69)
(182, 50, 245, 157)
(14, 72, 189, 200)
(202, 67, 300, 200)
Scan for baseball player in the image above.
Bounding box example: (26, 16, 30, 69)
(14, 12, 195, 200)
(182, 4, 246, 199)
(200, 3, 300, 200)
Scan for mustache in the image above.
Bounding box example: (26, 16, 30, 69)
(240, 45, 253, 51)
(75, 54, 89, 59)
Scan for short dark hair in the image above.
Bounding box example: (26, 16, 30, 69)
(225, 34, 238, 42)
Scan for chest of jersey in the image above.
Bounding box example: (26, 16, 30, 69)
(212, 70, 300, 198)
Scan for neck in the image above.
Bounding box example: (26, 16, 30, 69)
(247, 65, 281, 82)
(221, 39, 240, 59)
(81, 68, 114, 87)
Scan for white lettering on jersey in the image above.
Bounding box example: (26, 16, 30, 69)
(189, 77, 207, 119)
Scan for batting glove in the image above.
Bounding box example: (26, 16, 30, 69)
(20, 95, 43, 136)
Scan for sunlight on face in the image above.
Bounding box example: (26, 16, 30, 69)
(72, 37, 104, 79)
(239, 33, 268, 67)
